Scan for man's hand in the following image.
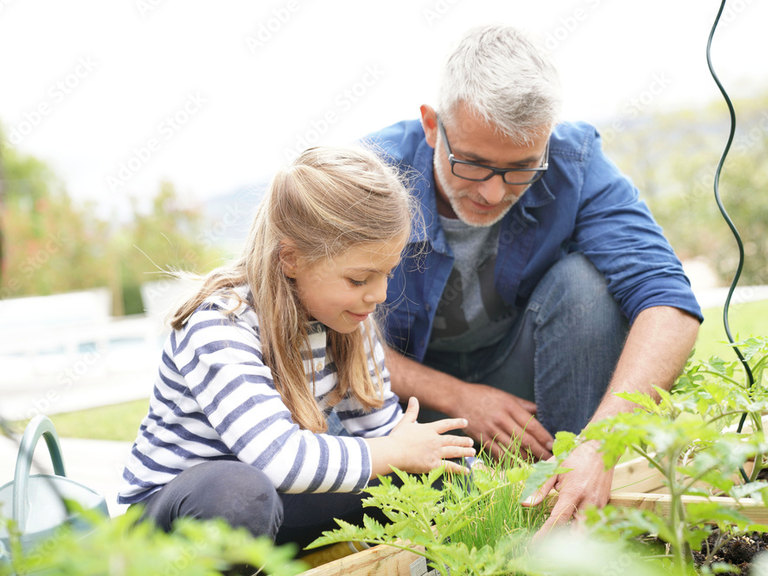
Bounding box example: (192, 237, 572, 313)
(524, 440, 613, 537)
(456, 383, 554, 460)
(383, 349, 555, 461)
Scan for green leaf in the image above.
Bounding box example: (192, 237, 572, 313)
(551, 430, 577, 456)
(615, 391, 662, 414)
(520, 460, 562, 503)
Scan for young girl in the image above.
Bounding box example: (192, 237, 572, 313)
(118, 145, 475, 550)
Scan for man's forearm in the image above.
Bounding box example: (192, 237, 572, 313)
(590, 305, 700, 424)
(384, 346, 464, 415)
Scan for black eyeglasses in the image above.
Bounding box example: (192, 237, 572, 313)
(437, 117, 549, 185)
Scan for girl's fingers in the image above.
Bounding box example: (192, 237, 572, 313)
(401, 396, 420, 424)
(431, 417, 469, 434)
(445, 447, 477, 461)
(441, 437, 476, 458)
(442, 460, 471, 475)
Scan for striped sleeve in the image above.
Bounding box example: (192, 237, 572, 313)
(171, 306, 372, 493)
(118, 298, 373, 502)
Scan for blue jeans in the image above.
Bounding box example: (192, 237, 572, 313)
(422, 253, 629, 435)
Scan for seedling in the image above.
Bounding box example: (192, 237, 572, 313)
(569, 339, 768, 574)
(308, 451, 559, 576)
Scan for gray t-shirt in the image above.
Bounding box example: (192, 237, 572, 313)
(429, 217, 518, 352)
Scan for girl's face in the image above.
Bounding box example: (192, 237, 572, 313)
(283, 235, 406, 334)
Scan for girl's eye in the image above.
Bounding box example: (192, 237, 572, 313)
(348, 278, 367, 287)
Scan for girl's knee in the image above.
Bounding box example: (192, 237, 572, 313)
(195, 462, 283, 538)
(148, 461, 283, 540)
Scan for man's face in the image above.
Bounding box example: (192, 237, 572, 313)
(425, 105, 550, 227)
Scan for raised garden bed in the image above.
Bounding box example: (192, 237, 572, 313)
(298, 455, 768, 575)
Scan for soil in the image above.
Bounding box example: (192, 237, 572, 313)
(692, 530, 768, 575)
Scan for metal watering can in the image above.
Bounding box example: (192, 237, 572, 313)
(0, 415, 109, 563)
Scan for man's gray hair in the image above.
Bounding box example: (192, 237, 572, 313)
(437, 25, 562, 146)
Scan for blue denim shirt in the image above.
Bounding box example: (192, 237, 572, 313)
(365, 119, 702, 362)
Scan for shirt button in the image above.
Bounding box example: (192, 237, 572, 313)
(314, 361, 324, 372)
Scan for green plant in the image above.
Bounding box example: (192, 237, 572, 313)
(563, 339, 768, 575)
(308, 454, 559, 576)
(443, 452, 552, 553)
(1, 506, 307, 576)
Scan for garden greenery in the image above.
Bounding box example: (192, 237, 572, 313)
(0, 506, 307, 576)
(308, 458, 557, 576)
(312, 338, 768, 575)
(3, 339, 768, 575)
(564, 337, 768, 574)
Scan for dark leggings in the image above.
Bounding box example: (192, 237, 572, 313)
(138, 460, 391, 551)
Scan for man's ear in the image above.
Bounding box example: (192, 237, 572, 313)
(420, 104, 439, 149)
(279, 241, 298, 278)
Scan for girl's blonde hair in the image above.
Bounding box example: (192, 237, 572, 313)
(170, 145, 413, 432)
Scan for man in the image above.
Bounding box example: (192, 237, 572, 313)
(365, 25, 701, 531)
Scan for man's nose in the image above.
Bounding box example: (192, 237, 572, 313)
(476, 175, 509, 205)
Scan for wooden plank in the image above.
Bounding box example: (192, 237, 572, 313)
(299, 542, 360, 569)
(611, 457, 667, 494)
(609, 492, 768, 524)
(611, 456, 758, 495)
(299, 543, 423, 576)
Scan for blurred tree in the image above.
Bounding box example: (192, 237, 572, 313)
(0, 130, 5, 284)
(0, 133, 111, 299)
(117, 180, 224, 315)
(0, 129, 226, 314)
(603, 90, 768, 287)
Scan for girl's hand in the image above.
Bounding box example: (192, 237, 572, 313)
(367, 397, 475, 477)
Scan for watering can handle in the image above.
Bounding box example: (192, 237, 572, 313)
(12, 415, 67, 533)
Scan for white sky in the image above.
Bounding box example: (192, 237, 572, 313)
(1, 0, 766, 216)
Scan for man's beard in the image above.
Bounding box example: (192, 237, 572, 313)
(433, 152, 520, 228)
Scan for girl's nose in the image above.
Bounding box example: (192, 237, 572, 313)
(363, 276, 388, 304)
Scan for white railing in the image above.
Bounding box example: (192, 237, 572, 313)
(0, 289, 170, 421)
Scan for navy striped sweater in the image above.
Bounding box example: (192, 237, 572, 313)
(118, 288, 402, 505)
